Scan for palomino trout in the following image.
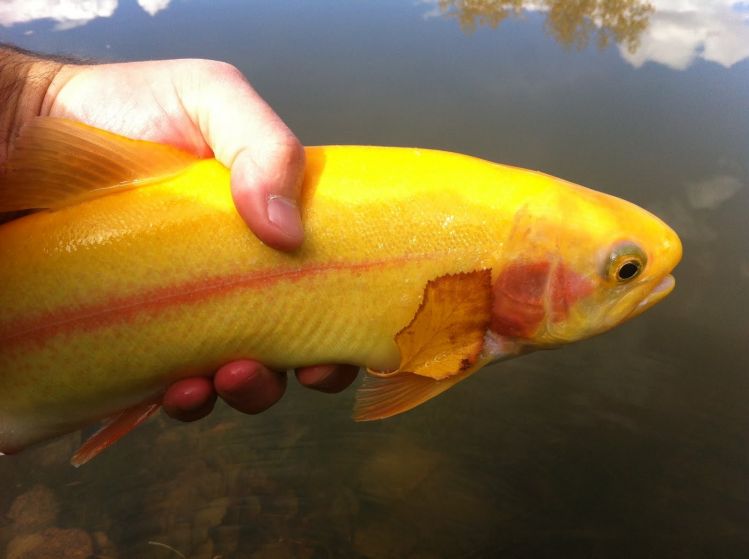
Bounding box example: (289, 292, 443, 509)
(0, 118, 681, 465)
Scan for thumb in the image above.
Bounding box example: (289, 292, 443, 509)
(177, 60, 305, 251)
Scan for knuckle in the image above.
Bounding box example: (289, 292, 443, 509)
(269, 133, 305, 172)
(194, 59, 243, 80)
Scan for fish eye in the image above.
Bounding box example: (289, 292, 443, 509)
(604, 242, 647, 283)
(616, 260, 641, 281)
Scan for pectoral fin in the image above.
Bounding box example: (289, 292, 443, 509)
(354, 362, 488, 421)
(354, 270, 493, 421)
(0, 117, 198, 212)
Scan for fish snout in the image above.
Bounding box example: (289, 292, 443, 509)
(628, 225, 682, 319)
(658, 224, 683, 276)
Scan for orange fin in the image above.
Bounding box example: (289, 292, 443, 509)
(355, 270, 493, 420)
(354, 367, 479, 421)
(71, 400, 161, 467)
(0, 117, 197, 212)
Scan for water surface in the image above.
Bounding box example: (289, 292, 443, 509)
(1, 1, 748, 557)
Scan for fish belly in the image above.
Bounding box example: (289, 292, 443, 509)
(0, 261, 427, 451)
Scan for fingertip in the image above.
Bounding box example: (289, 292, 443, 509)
(163, 377, 217, 422)
(230, 146, 305, 252)
(215, 360, 287, 415)
(267, 194, 304, 247)
(296, 364, 360, 394)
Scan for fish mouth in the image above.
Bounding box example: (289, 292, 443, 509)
(630, 274, 675, 318)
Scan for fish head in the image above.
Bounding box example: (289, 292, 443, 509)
(490, 178, 682, 347)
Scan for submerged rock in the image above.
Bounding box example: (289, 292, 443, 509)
(358, 439, 442, 501)
(92, 531, 118, 558)
(6, 485, 59, 531)
(6, 528, 92, 559)
(353, 519, 417, 559)
(252, 540, 314, 559)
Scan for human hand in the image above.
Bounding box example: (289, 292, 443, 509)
(33, 57, 359, 419)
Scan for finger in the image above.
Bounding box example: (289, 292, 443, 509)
(175, 61, 305, 251)
(295, 364, 360, 394)
(214, 360, 287, 415)
(162, 377, 217, 422)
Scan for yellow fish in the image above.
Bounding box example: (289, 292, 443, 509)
(0, 119, 681, 465)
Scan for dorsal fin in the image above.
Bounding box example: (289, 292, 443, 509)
(0, 117, 198, 212)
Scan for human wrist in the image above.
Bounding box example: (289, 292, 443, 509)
(0, 45, 65, 162)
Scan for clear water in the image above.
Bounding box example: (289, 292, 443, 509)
(1, 1, 748, 557)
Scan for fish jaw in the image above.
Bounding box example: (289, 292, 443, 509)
(627, 218, 682, 318)
(628, 274, 675, 319)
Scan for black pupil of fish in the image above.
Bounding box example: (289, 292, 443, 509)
(617, 261, 640, 280)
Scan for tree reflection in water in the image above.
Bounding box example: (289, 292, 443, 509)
(436, 0, 654, 53)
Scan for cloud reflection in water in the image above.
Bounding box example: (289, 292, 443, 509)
(0, 0, 170, 30)
(619, 0, 749, 69)
(0, 0, 747, 70)
(426, 0, 749, 69)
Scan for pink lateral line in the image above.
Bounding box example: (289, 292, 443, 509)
(0, 257, 418, 350)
